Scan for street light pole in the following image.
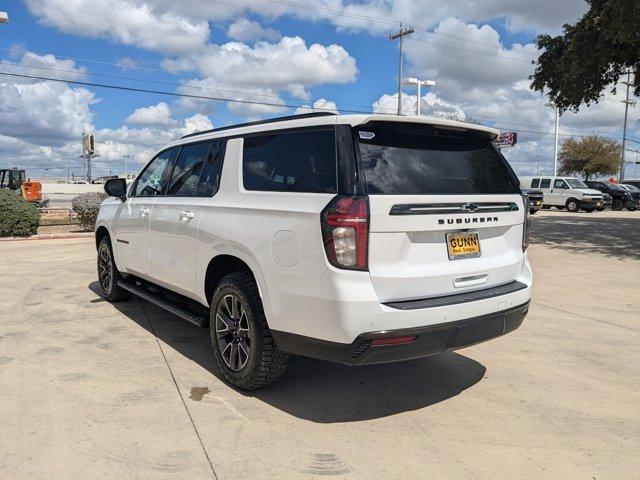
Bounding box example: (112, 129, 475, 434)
(620, 71, 633, 182)
(122, 154, 131, 178)
(403, 78, 436, 115)
(546, 102, 560, 176)
(389, 24, 414, 116)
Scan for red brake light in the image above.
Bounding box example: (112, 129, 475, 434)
(321, 195, 369, 270)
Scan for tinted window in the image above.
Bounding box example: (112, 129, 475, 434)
(197, 140, 225, 196)
(357, 122, 520, 195)
(135, 148, 177, 197)
(243, 129, 336, 193)
(531, 179, 540, 188)
(167, 142, 211, 196)
(540, 179, 551, 188)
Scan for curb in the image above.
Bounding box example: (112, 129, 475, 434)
(0, 233, 94, 242)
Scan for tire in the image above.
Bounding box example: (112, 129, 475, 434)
(566, 198, 579, 212)
(555, 206, 564, 210)
(529, 209, 538, 215)
(612, 198, 623, 211)
(210, 272, 289, 390)
(627, 207, 637, 212)
(583, 208, 595, 213)
(97, 237, 132, 302)
(542, 206, 551, 210)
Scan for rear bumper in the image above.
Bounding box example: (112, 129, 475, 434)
(272, 301, 530, 365)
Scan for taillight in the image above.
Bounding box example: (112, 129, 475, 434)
(321, 195, 369, 270)
(522, 194, 530, 251)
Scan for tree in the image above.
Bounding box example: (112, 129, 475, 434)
(530, 0, 639, 112)
(558, 135, 621, 180)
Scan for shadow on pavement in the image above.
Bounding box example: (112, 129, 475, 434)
(530, 214, 640, 260)
(89, 281, 486, 423)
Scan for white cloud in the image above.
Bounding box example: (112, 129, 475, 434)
(25, 0, 210, 54)
(373, 92, 466, 119)
(294, 98, 339, 115)
(182, 113, 213, 135)
(163, 36, 357, 92)
(116, 57, 137, 71)
(126, 102, 174, 126)
(0, 52, 96, 146)
(175, 77, 288, 120)
(227, 18, 280, 42)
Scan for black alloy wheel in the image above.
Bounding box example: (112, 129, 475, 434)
(98, 242, 114, 295)
(96, 237, 132, 302)
(214, 294, 252, 372)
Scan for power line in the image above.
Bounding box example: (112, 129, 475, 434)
(203, 0, 538, 62)
(0, 60, 390, 113)
(406, 37, 532, 63)
(0, 70, 347, 112)
(1, 72, 636, 145)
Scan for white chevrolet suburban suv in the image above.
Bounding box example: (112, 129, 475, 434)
(96, 112, 532, 390)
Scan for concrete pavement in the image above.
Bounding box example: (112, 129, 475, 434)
(0, 210, 638, 479)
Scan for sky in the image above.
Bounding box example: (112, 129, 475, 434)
(0, 0, 638, 180)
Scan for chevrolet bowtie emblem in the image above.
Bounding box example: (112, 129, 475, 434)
(460, 203, 479, 213)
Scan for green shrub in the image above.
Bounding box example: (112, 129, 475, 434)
(72, 191, 108, 231)
(0, 189, 41, 237)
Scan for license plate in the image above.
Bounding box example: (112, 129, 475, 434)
(446, 231, 481, 260)
(535, 201, 541, 206)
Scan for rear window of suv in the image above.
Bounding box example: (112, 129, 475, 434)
(243, 129, 337, 193)
(357, 122, 520, 195)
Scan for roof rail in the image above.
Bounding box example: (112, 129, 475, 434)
(180, 112, 338, 139)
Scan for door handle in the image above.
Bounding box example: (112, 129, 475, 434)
(139, 207, 151, 217)
(179, 211, 195, 220)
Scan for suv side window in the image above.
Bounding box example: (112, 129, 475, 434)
(197, 139, 226, 196)
(242, 128, 337, 193)
(554, 179, 567, 189)
(134, 148, 178, 197)
(531, 179, 540, 188)
(166, 141, 212, 196)
(540, 179, 551, 188)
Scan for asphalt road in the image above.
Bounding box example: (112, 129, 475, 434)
(1, 210, 638, 479)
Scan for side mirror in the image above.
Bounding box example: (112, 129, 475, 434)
(104, 178, 127, 201)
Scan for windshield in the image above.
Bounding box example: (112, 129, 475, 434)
(609, 184, 626, 191)
(621, 184, 640, 191)
(566, 179, 588, 189)
(356, 122, 520, 195)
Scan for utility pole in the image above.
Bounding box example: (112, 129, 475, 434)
(389, 24, 414, 116)
(620, 71, 635, 182)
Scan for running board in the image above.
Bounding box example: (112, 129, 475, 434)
(117, 281, 208, 327)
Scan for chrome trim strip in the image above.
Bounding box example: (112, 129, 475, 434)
(389, 202, 519, 215)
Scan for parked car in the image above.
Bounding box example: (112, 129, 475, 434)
(522, 187, 543, 214)
(597, 192, 612, 211)
(95, 113, 532, 389)
(519, 176, 603, 212)
(622, 180, 640, 189)
(585, 181, 640, 211)
(619, 184, 640, 193)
